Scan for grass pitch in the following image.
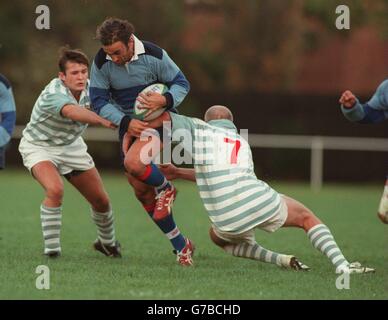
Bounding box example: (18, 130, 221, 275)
(0, 170, 387, 299)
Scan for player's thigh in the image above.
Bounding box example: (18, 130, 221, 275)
(32, 161, 63, 193)
(66, 167, 109, 206)
(210, 226, 256, 247)
(124, 135, 162, 167)
(209, 227, 230, 247)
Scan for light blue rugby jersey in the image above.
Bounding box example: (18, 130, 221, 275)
(90, 35, 190, 126)
(341, 79, 388, 123)
(0, 74, 16, 147)
(169, 113, 282, 235)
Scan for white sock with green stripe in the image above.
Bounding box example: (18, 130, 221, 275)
(40, 204, 62, 255)
(224, 242, 286, 267)
(91, 208, 116, 246)
(307, 224, 349, 270)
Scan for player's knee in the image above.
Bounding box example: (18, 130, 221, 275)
(124, 157, 144, 177)
(92, 193, 111, 213)
(209, 228, 229, 248)
(301, 209, 321, 230)
(46, 184, 64, 202)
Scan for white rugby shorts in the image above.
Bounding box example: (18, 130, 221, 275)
(18, 137, 95, 175)
(211, 197, 288, 244)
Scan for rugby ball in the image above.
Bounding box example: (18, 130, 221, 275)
(133, 83, 168, 121)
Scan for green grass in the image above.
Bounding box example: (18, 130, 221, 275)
(0, 170, 387, 299)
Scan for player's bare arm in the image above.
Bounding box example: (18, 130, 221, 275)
(159, 163, 196, 182)
(61, 104, 117, 129)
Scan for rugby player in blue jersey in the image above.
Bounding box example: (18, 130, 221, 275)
(90, 18, 194, 266)
(340, 81, 388, 224)
(0, 74, 16, 170)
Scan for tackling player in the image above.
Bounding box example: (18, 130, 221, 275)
(19, 47, 121, 258)
(126, 106, 375, 274)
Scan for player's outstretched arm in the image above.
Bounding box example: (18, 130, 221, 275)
(339, 80, 388, 123)
(159, 163, 196, 182)
(61, 104, 117, 129)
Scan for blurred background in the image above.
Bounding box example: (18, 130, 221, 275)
(1, 0, 388, 184)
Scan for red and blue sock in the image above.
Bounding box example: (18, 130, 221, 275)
(138, 163, 171, 193)
(143, 203, 186, 252)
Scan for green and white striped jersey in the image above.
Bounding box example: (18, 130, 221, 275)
(22, 78, 90, 146)
(170, 112, 281, 235)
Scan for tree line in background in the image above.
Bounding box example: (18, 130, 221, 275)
(0, 0, 387, 123)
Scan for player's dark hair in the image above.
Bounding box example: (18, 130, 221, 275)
(58, 46, 89, 73)
(96, 17, 135, 46)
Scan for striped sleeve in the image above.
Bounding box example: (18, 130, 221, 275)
(39, 91, 74, 116)
(169, 112, 197, 133)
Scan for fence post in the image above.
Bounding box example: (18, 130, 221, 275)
(311, 137, 324, 192)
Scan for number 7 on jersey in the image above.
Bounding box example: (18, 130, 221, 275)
(224, 137, 241, 164)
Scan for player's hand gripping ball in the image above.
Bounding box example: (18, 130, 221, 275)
(133, 83, 168, 121)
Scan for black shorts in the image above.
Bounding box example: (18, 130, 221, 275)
(0, 146, 5, 169)
(118, 109, 177, 169)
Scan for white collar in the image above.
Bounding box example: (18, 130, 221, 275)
(105, 35, 145, 63)
(130, 35, 145, 61)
